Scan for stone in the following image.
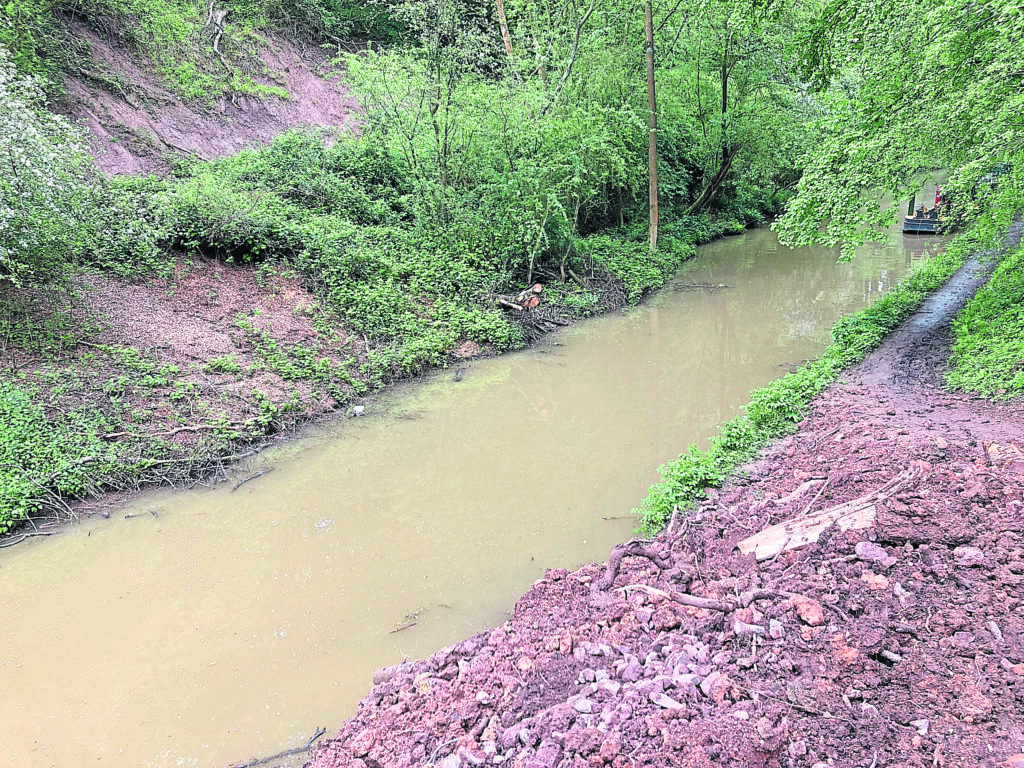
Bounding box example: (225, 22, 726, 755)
(620, 661, 643, 682)
(788, 740, 807, 757)
(734, 620, 766, 637)
(457, 746, 486, 766)
(574, 699, 594, 714)
(530, 739, 563, 768)
(351, 405, 365, 416)
(699, 670, 721, 698)
(769, 619, 785, 639)
(910, 719, 929, 735)
(349, 727, 375, 757)
(673, 673, 700, 697)
(793, 596, 825, 626)
(855, 541, 898, 568)
(861, 571, 890, 590)
(987, 620, 1004, 642)
(650, 692, 685, 710)
(500, 723, 528, 750)
(600, 735, 622, 761)
(953, 546, 986, 567)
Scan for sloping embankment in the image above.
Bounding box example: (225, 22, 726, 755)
(55, 24, 359, 175)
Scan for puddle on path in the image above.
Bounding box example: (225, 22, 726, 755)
(0, 224, 944, 767)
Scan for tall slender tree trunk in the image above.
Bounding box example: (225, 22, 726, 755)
(496, 0, 514, 59)
(645, 0, 658, 251)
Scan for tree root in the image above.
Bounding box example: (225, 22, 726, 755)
(595, 539, 673, 591)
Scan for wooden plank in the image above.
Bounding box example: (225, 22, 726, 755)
(737, 504, 876, 561)
(736, 466, 922, 561)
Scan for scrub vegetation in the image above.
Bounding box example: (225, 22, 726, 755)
(0, 0, 1021, 533)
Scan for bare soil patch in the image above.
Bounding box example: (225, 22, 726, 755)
(7, 258, 368, 447)
(306, 256, 1024, 767)
(56, 25, 360, 175)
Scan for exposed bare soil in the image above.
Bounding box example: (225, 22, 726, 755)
(6, 259, 368, 449)
(306, 255, 1024, 768)
(56, 24, 359, 175)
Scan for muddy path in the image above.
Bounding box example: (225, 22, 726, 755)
(306, 229, 1024, 768)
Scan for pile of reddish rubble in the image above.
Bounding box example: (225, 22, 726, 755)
(307, 257, 1024, 768)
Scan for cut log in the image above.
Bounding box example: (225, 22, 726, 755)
(737, 467, 923, 561)
(736, 503, 877, 561)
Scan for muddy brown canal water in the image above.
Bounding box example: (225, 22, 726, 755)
(0, 224, 942, 767)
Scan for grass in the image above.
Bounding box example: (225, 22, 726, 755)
(946, 242, 1024, 399)
(637, 234, 978, 533)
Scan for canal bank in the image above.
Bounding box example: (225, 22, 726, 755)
(0, 222, 943, 767)
(306, 225, 1024, 768)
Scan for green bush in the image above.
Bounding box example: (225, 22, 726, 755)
(0, 376, 114, 532)
(0, 44, 167, 285)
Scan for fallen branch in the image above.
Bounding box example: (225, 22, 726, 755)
(202, 3, 232, 73)
(232, 467, 274, 492)
(229, 726, 326, 768)
(0, 530, 60, 548)
(41, 455, 98, 484)
(616, 583, 789, 614)
(102, 424, 234, 440)
(771, 478, 826, 507)
(798, 476, 831, 517)
(675, 282, 731, 292)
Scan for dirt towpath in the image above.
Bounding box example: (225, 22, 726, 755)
(306, 230, 1024, 768)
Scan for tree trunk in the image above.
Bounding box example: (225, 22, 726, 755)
(645, 0, 658, 251)
(496, 0, 514, 60)
(684, 141, 743, 214)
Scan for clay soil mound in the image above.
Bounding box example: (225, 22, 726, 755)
(306, 248, 1024, 767)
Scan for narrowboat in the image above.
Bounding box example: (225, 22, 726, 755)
(903, 192, 945, 234)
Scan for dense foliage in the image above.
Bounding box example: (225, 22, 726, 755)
(0, 46, 163, 285)
(777, 0, 1023, 257)
(640, 0, 1024, 529)
(2, 0, 1020, 531)
(947, 242, 1024, 400)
